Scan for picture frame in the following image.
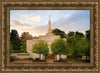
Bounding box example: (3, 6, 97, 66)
(0, 0, 100, 73)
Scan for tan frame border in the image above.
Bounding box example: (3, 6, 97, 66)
(1, 1, 98, 72)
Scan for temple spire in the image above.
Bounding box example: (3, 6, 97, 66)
(49, 15, 51, 20)
(48, 15, 51, 33)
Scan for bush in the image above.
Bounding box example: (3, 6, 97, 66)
(17, 53, 30, 56)
(11, 50, 22, 53)
(33, 58, 46, 62)
(17, 58, 33, 60)
(28, 58, 33, 60)
(60, 58, 64, 60)
(10, 56, 16, 62)
(35, 58, 40, 61)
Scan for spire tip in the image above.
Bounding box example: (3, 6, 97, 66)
(49, 15, 51, 20)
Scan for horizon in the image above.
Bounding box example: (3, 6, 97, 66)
(10, 28, 89, 37)
(10, 10, 90, 37)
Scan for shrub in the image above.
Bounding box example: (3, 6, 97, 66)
(28, 58, 33, 60)
(12, 50, 22, 53)
(60, 58, 64, 60)
(10, 56, 16, 62)
(35, 58, 40, 61)
(33, 58, 46, 62)
(17, 53, 30, 56)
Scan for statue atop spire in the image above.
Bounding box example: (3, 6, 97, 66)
(49, 15, 51, 20)
(48, 15, 51, 33)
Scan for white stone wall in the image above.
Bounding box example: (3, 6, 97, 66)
(39, 33, 60, 42)
(30, 53, 45, 60)
(27, 39, 40, 54)
(56, 55, 60, 60)
(56, 55, 67, 60)
(61, 55, 67, 59)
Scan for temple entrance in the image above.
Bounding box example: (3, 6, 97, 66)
(45, 54, 55, 63)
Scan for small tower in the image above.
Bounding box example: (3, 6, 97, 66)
(48, 15, 51, 33)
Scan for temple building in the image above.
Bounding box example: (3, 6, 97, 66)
(26, 15, 67, 62)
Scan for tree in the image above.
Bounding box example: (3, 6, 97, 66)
(67, 36, 77, 49)
(73, 39, 86, 58)
(82, 39, 90, 61)
(52, 28, 66, 38)
(10, 44, 14, 53)
(20, 42, 27, 53)
(10, 29, 19, 40)
(67, 31, 75, 37)
(84, 30, 90, 61)
(67, 31, 84, 49)
(32, 40, 49, 60)
(75, 31, 84, 39)
(63, 43, 70, 56)
(20, 32, 33, 42)
(10, 30, 22, 51)
(86, 30, 90, 40)
(51, 38, 69, 59)
(67, 36, 81, 58)
(67, 31, 85, 57)
(74, 39, 90, 60)
(66, 30, 90, 60)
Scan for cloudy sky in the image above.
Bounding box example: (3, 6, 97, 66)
(10, 10, 90, 37)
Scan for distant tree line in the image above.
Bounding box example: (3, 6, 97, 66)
(52, 28, 67, 38)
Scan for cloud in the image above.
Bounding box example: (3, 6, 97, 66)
(23, 14, 41, 22)
(64, 14, 71, 19)
(10, 13, 44, 36)
(11, 19, 32, 29)
(21, 25, 48, 36)
(52, 11, 90, 34)
(10, 13, 42, 29)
